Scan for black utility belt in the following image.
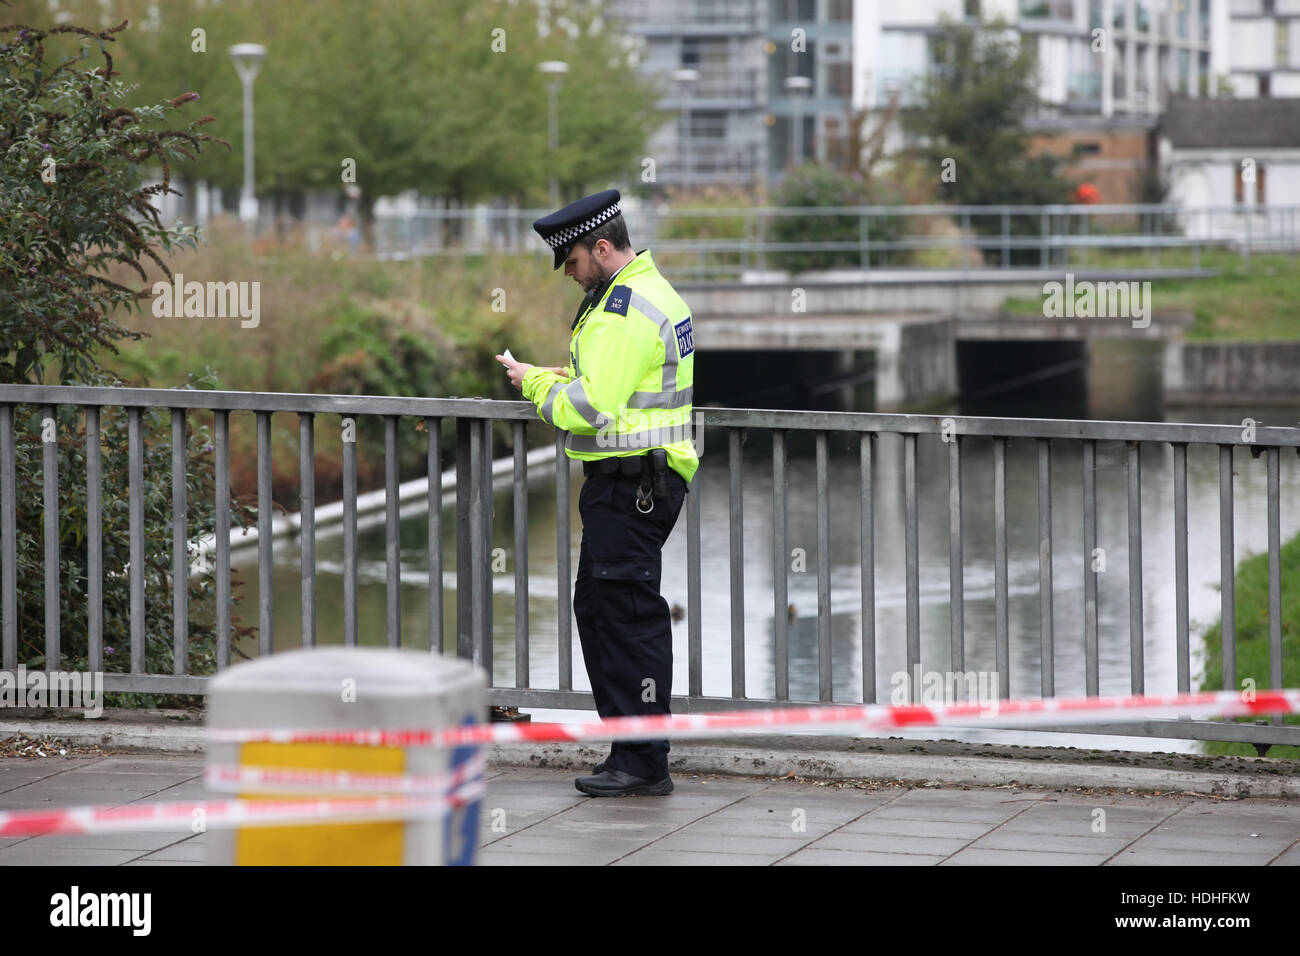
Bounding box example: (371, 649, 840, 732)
(582, 455, 649, 477)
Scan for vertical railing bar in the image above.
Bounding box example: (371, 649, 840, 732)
(948, 434, 963, 673)
(257, 411, 274, 657)
(1126, 441, 1144, 695)
(40, 408, 59, 671)
(513, 420, 529, 689)
(469, 418, 485, 670)
(215, 409, 231, 668)
(555, 431, 571, 688)
(1173, 442, 1189, 693)
(1082, 439, 1098, 696)
(860, 431, 875, 704)
(0, 404, 16, 670)
(457, 420, 472, 660)
(904, 432, 920, 702)
(172, 409, 188, 674)
(299, 413, 316, 648)
(85, 407, 102, 674)
(773, 429, 789, 701)
(816, 430, 832, 702)
(687, 438, 702, 699)
(728, 427, 745, 699)
(1267, 446, 1282, 725)
(478, 418, 494, 681)
(1037, 439, 1054, 697)
(42, 404, 59, 670)
(993, 436, 1009, 699)
(342, 414, 358, 648)
(1219, 444, 1235, 691)
(426, 417, 442, 653)
(128, 407, 145, 675)
(384, 414, 401, 649)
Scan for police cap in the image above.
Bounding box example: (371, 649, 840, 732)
(532, 189, 622, 270)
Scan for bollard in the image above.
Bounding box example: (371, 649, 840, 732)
(206, 647, 486, 866)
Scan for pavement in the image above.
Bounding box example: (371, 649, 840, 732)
(1, 751, 1298, 866)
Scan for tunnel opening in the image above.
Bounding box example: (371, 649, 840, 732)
(956, 340, 1090, 419)
(693, 349, 875, 411)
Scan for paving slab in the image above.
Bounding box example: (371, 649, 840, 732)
(809, 831, 975, 855)
(1269, 844, 1300, 865)
(1107, 847, 1272, 865)
(943, 848, 1111, 865)
(778, 848, 947, 866)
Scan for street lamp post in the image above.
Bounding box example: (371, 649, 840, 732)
(538, 61, 569, 209)
(672, 68, 699, 192)
(229, 43, 266, 237)
(784, 75, 813, 168)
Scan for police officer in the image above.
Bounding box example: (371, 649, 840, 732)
(496, 189, 697, 796)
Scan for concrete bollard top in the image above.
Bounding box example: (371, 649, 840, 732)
(207, 648, 486, 730)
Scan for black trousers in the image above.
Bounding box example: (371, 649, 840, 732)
(573, 468, 687, 780)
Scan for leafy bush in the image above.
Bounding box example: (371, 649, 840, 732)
(770, 164, 900, 273)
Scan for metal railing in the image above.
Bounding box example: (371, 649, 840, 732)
(372, 203, 1300, 278)
(0, 384, 1296, 750)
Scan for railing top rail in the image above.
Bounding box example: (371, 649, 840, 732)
(0, 385, 535, 421)
(374, 203, 1300, 220)
(2, 385, 1296, 447)
(703, 407, 1300, 446)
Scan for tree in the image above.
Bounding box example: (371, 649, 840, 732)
(902, 17, 1075, 263)
(17, 0, 662, 232)
(0, 14, 225, 384)
(0, 11, 248, 699)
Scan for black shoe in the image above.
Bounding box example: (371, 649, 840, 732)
(575, 769, 673, 797)
(592, 758, 610, 775)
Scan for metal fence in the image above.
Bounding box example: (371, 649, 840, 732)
(373, 203, 1300, 279)
(0, 384, 1295, 750)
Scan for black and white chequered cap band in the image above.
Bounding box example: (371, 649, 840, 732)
(543, 202, 622, 250)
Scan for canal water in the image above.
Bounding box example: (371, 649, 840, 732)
(234, 342, 1300, 752)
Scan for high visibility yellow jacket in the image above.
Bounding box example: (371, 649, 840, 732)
(522, 250, 698, 483)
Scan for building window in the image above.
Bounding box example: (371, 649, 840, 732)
(1236, 163, 1265, 204)
(828, 0, 853, 22)
(1020, 0, 1075, 19)
(965, 0, 982, 18)
(828, 61, 852, 97)
(1260, 73, 1271, 97)
(1278, 21, 1290, 69)
(1076, 141, 1102, 155)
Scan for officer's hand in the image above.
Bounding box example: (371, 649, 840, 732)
(494, 355, 534, 392)
(543, 366, 570, 379)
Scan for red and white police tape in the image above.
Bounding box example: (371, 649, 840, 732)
(1, 689, 1295, 838)
(0, 780, 485, 838)
(207, 688, 1300, 749)
(204, 751, 485, 795)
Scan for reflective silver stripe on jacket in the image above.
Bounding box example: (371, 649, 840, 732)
(565, 421, 695, 454)
(627, 386, 693, 410)
(540, 381, 564, 424)
(628, 292, 680, 393)
(562, 379, 602, 427)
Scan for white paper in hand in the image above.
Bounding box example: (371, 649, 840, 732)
(499, 349, 515, 367)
